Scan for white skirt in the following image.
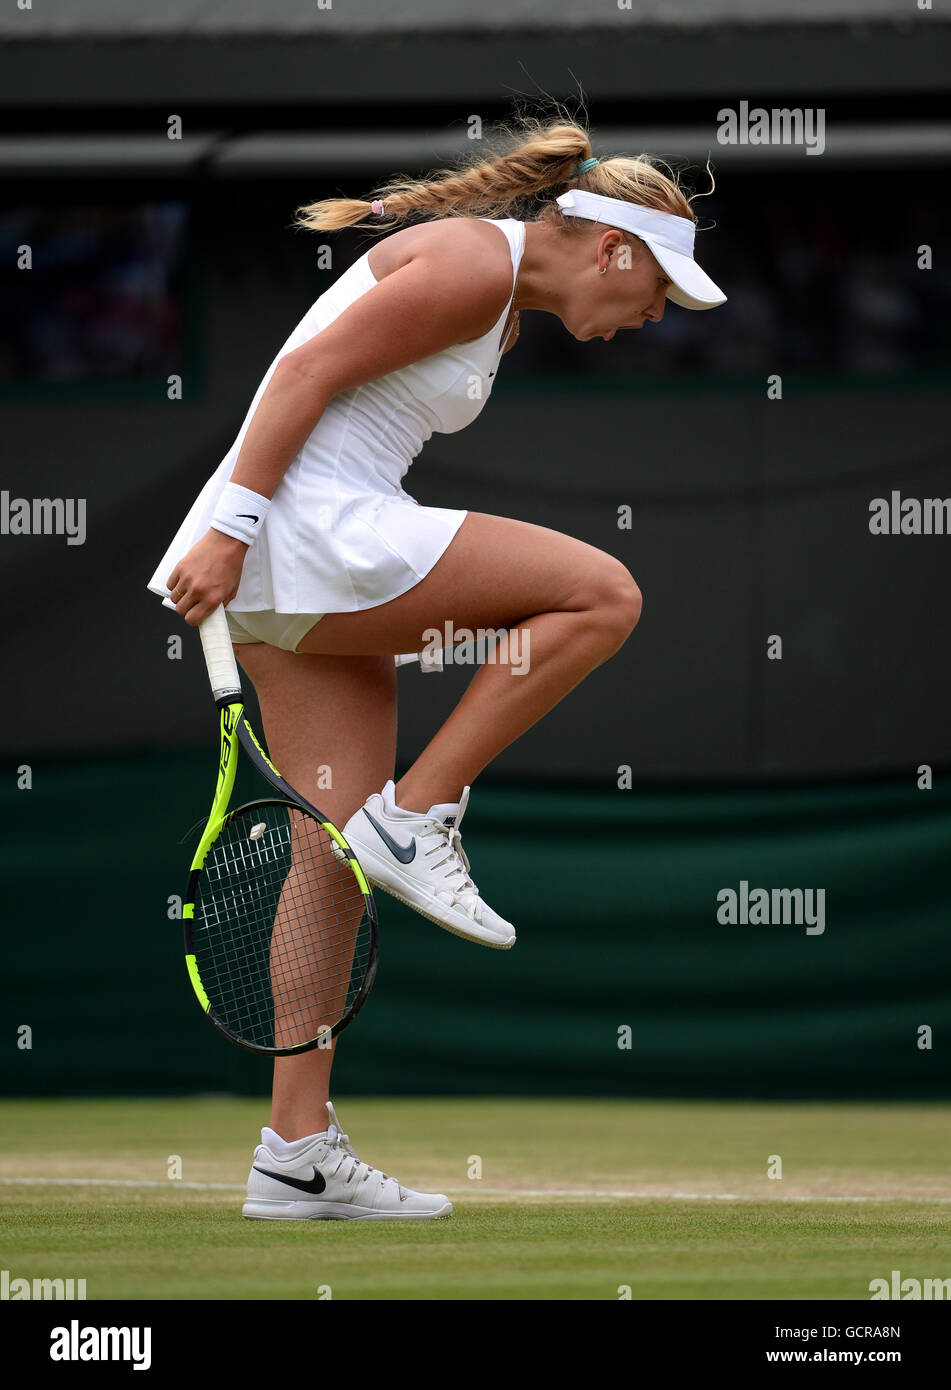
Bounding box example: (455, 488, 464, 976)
(147, 470, 467, 664)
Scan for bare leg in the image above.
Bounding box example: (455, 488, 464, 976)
(268, 809, 366, 1049)
(235, 642, 397, 1141)
(296, 512, 642, 810)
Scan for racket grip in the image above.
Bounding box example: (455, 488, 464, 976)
(199, 606, 242, 703)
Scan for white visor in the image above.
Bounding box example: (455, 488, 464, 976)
(556, 188, 726, 311)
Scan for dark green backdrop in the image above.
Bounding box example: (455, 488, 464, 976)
(3, 753, 948, 1100)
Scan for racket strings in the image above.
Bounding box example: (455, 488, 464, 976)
(191, 802, 373, 1050)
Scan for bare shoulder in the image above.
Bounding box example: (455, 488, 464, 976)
(282, 217, 518, 397)
(367, 218, 514, 300)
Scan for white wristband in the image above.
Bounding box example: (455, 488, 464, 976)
(210, 482, 272, 546)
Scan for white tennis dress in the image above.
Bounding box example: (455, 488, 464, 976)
(146, 218, 527, 663)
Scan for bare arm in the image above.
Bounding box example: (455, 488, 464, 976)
(280, 236, 512, 397)
(167, 239, 512, 624)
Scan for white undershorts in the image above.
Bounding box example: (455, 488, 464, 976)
(224, 606, 426, 667)
(225, 609, 322, 653)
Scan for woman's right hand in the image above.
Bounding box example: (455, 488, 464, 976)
(166, 528, 249, 626)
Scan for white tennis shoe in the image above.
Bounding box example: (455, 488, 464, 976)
(242, 1102, 452, 1221)
(341, 781, 516, 949)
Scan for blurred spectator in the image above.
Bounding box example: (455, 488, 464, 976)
(838, 251, 919, 372)
(0, 202, 187, 383)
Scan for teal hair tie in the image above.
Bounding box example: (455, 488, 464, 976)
(575, 156, 599, 175)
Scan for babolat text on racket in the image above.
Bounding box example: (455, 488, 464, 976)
(182, 605, 378, 1055)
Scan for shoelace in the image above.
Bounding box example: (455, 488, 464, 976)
(323, 1125, 404, 1197)
(421, 821, 483, 919)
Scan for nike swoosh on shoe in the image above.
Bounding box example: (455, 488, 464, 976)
(361, 809, 417, 864)
(252, 1165, 327, 1194)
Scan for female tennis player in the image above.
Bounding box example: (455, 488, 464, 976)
(147, 115, 725, 1220)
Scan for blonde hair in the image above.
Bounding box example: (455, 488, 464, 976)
(292, 110, 714, 247)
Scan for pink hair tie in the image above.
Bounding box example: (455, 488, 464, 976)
(371, 199, 385, 215)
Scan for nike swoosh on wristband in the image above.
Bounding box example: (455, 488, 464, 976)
(236, 513, 260, 523)
(253, 1164, 327, 1194)
(362, 809, 416, 863)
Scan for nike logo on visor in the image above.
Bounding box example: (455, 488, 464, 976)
(362, 809, 416, 863)
(253, 1164, 327, 1194)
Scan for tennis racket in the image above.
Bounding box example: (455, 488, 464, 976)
(182, 605, 378, 1055)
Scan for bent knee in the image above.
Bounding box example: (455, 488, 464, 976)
(585, 557, 643, 644)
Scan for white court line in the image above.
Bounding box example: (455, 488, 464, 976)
(1, 1177, 950, 1202)
(0, 1177, 244, 1191)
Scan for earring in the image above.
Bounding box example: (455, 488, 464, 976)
(600, 266, 607, 275)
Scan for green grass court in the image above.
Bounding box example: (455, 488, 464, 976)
(1, 1097, 949, 1300)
